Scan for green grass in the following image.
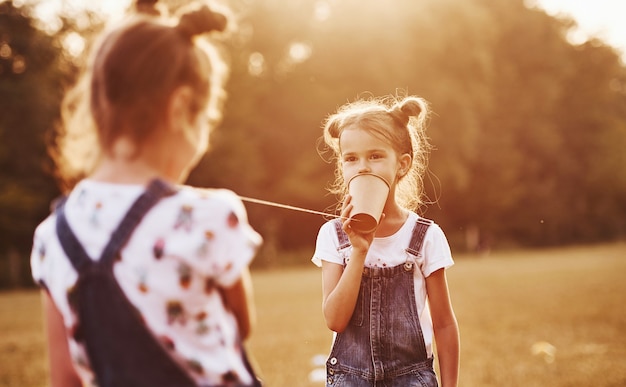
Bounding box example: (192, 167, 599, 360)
(1, 243, 625, 386)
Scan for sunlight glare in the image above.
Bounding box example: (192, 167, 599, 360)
(532, 0, 626, 61)
(12, 55, 26, 74)
(32, 0, 63, 34)
(32, 0, 131, 32)
(314, 1, 331, 22)
(98, 0, 133, 19)
(531, 341, 556, 364)
(248, 52, 265, 77)
(289, 42, 312, 64)
(63, 32, 85, 58)
(0, 42, 11, 59)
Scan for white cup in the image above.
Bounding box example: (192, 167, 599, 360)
(347, 173, 390, 233)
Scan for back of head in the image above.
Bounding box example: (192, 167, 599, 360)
(55, 0, 230, 190)
(322, 95, 432, 211)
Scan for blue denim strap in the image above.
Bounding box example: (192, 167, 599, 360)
(333, 216, 433, 257)
(55, 196, 90, 274)
(55, 179, 176, 272)
(333, 218, 351, 251)
(405, 217, 433, 257)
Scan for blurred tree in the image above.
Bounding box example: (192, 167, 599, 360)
(188, 0, 626, 251)
(202, 0, 625, 252)
(188, 0, 336, 257)
(450, 0, 580, 246)
(3, 0, 625, 280)
(0, 0, 69, 286)
(0, 0, 105, 287)
(548, 40, 626, 243)
(450, 0, 626, 246)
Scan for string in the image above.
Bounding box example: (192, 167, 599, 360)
(238, 196, 349, 220)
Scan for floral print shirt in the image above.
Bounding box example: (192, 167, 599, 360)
(31, 180, 262, 386)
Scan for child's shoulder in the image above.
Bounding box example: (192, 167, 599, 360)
(408, 211, 432, 223)
(315, 218, 346, 246)
(408, 211, 441, 227)
(33, 211, 56, 244)
(319, 217, 342, 233)
(405, 212, 449, 241)
(175, 186, 250, 221)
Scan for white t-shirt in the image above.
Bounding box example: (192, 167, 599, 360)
(312, 211, 453, 356)
(31, 180, 262, 386)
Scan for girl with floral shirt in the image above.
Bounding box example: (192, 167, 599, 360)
(30, 1, 262, 386)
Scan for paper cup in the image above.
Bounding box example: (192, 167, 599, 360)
(347, 173, 390, 233)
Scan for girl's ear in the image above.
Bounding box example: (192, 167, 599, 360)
(398, 153, 412, 178)
(167, 86, 194, 133)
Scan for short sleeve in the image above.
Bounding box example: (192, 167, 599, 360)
(421, 223, 454, 277)
(30, 215, 57, 290)
(30, 224, 45, 286)
(311, 220, 345, 267)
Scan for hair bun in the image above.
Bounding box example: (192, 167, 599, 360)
(389, 97, 425, 126)
(398, 98, 423, 117)
(176, 5, 228, 40)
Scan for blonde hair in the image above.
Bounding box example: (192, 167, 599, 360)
(322, 95, 432, 211)
(52, 1, 230, 190)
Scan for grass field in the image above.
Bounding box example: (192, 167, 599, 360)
(1, 243, 625, 386)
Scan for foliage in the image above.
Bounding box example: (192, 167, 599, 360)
(0, 0, 67, 285)
(0, 0, 104, 287)
(189, 0, 626, 250)
(2, 0, 626, 287)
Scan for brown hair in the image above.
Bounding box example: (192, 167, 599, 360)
(322, 95, 432, 211)
(53, 1, 230, 190)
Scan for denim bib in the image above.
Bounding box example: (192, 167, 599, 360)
(326, 218, 438, 387)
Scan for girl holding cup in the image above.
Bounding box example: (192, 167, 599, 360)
(312, 95, 460, 387)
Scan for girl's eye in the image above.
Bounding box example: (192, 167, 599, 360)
(370, 153, 382, 160)
(344, 156, 357, 162)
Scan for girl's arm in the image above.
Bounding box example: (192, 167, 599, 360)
(221, 267, 256, 340)
(42, 291, 82, 387)
(426, 268, 460, 387)
(321, 197, 373, 333)
(321, 253, 365, 332)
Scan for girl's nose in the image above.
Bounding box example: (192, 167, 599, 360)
(358, 162, 371, 173)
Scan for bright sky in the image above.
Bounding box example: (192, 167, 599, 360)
(532, 0, 626, 62)
(32, 0, 131, 24)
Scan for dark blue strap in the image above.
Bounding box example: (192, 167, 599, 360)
(56, 179, 176, 272)
(98, 179, 176, 265)
(406, 217, 433, 257)
(333, 218, 351, 251)
(55, 196, 91, 273)
(333, 216, 433, 257)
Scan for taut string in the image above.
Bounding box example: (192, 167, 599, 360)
(238, 196, 349, 220)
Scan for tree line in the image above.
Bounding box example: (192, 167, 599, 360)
(1, 0, 625, 286)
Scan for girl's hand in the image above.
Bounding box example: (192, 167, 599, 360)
(341, 195, 379, 255)
(321, 195, 384, 332)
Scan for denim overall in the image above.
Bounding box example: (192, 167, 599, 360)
(55, 179, 261, 387)
(326, 218, 438, 387)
